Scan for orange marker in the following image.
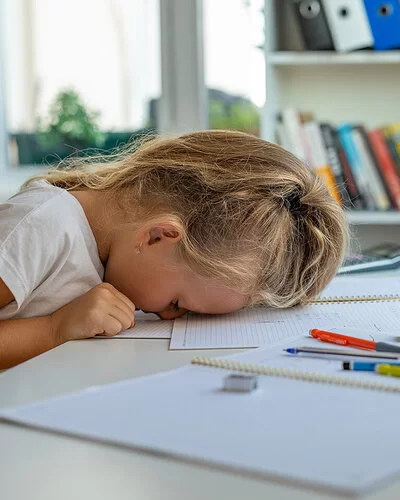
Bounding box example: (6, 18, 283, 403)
(309, 329, 400, 354)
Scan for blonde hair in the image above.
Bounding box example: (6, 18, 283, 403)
(26, 130, 348, 308)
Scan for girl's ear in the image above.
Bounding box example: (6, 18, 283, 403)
(134, 218, 184, 252)
(148, 224, 182, 245)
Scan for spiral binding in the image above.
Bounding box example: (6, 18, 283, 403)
(191, 356, 400, 393)
(312, 294, 400, 304)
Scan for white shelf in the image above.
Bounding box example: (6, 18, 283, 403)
(346, 211, 400, 225)
(269, 51, 400, 66)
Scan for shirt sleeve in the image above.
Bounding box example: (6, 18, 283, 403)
(0, 200, 62, 311)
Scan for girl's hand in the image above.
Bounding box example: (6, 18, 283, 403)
(51, 283, 135, 342)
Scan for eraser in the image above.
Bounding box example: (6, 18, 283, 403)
(223, 373, 258, 392)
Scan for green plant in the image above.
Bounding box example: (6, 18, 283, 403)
(37, 89, 105, 149)
(209, 99, 260, 136)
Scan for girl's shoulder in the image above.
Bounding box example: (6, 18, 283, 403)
(0, 180, 85, 245)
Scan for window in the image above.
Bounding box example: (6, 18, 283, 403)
(3, 0, 161, 167)
(203, 0, 265, 136)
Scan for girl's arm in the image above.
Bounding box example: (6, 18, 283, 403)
(0, 278, 62, 369)
(0, 280, 135, 370)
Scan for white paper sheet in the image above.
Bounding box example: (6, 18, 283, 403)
(2, 345, 400, 495)
(95, 311, 172, 339)
(169, 300, 400, 349)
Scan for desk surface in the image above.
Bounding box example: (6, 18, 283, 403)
(1, 336, 400, 500)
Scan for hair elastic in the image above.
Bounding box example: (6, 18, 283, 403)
(283, 191, 302, 214)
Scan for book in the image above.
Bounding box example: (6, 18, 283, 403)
(302, 120, 341, 203)
(386, 123, 400, 159)
(352, 126, 391, 210)
(330, 126, 365, 208)
(319, 123, 352, 208)
(355, 125, 395, 209)
(275, 113, 291, 151)
(338, 124, 375, 210)
(381, 127, 400, 178)
(368, 129, 400, 210)
(280, 108, 309, 162)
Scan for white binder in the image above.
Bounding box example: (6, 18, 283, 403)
(321, 0, 373, 52)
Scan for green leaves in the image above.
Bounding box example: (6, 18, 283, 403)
(37, 89, 105, 149)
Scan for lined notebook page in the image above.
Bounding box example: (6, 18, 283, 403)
(170, 300, 400, 349)
(95, 311, 172, 339)
(317, 275, 400, 301)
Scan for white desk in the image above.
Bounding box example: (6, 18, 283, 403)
(0, 335, 400, 500)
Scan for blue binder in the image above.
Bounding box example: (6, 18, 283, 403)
(363, 1, 400, 50)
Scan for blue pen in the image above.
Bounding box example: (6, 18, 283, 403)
(283, 347, 399, 360)
(343, 361, 400, 372)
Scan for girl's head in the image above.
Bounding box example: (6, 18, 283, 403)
(29, 130, 348, 316)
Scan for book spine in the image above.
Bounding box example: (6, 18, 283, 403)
(368, 129, 400, 210)
(303, 121, 341, 203)
(352, 126, 391, 210)
(275, 114, 292, 151)
(385, 124, 400, 163)
(320, 123, 352, 208)
(281, 108, 309, 162)
(338, 124, 375, 210)
(381, 129, 400, 178)
(358, 125, 395, 209)
(331, 127, 365, 208)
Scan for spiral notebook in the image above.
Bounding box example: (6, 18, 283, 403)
(315, 274, 400, 303)
(192, 338, 400, 393)
(2, 343, 400, 495)
(170, 275, 400, 350)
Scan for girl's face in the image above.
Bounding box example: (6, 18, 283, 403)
(104, 225, 248, 319)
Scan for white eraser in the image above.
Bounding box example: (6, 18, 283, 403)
(223, 373, 258, 392)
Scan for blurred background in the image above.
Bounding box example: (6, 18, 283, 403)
(1, 0, 400, 248)
(1, 0, 264, 168)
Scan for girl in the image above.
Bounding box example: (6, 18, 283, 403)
(0, 130, 348, 369)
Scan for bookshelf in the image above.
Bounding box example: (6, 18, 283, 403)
(263, 0, 400, 247)
(270, 51, 400, 66)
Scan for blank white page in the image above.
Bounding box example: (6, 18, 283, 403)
(170, 300, 400, 349)
(318, 275, 400, 301)
(95, 311, 172, 339)
(2, 347, 400, 495)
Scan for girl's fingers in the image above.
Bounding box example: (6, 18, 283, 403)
(110, 304, 134, 331)
(102, 316, 124, 336)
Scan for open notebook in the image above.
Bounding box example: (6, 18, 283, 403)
(94, 311, 172, 339)
(170, 275, 400, 349)
(2, 341, 400, 495)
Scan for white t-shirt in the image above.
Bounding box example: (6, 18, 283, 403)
(0, 180, 104, 319)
